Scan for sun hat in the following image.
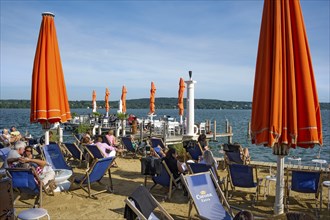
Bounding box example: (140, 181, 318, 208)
(14, 141, 26, 150)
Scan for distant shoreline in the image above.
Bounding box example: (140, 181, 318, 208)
(1, 98, 329, 110)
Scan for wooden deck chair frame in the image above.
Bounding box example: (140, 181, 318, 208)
(149, 137, 167, 150)
(62, 142, 84, 167)
(120, 136, 140, 158)
(226, 163, 262, 205)
(184, 141, 203, 162)
(6, 167, 55, 208)
(84, 144, 106, 160)
(150, 160, 179, 200)
(284, 168, 323, 212)
(124, 185, 174, 220)
(72, 157, 115, 198)
(180, 171, 234, 220)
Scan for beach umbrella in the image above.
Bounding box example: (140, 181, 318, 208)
(121, 85, 127, 113)
(178, 78, 185, 124)
(30, 12, 71, 145)
(92, 90, 97, 112)
(105, 88, 110, 117)
(251, 0, 323, 215)
(149, 82, 156, 115)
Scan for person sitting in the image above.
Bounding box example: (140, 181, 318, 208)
(233, 210, 254, 220)
(9, 126, 22, 144)
(0, 128, 11, 146)
(105, 130, 120, 147)
(199, 149, 218, 175)
(24, 145, 34, 159)
(162, 147, 185, 180)
(5, 141, 26, 168)
(198, 133, 209, 151)
(150, 146, 166, 158)
(95, 136, 117, 157)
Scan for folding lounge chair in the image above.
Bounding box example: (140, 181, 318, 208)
(225, 151, 244, 165)
(285, 169, 322, 212)
(72, 157, 115, 198)
(181, 171, 234, 220)
(0, 147, 11, 163)
(150, 137, 167, 158)
(62, 142, 85, 167)
(188, 163, 223, 189)
(184, 141, 203, 161)
(150, 160, 179, 200)
(226, 163, 262, 204)
(85, 144, 105, 159)
(121, 136, 143, 157)
(42, 144, 72, 170)
(6, 167, 54, 208)
(124, 185, 174, 220)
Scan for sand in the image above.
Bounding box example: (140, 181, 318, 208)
(9, 157, 330, 219)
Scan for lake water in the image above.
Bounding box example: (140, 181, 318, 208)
(0, 108, 329, 166)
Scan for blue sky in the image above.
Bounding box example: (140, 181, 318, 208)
(1, 0, 329, 102)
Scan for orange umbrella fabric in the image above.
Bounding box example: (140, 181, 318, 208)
(178, 78, 185, 115)
(105, 88, 110, 112)
(30, 12, 71, 124)
(121, 86, 127, 113)
(251, 0, 322, 151)
(92, 90, 96, 105)
(149, 82, 156, 114)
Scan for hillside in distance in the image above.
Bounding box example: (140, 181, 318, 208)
(1, 98, 329, 110)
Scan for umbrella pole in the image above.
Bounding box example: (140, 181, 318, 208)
(274, 155, 285, 215)
(45, 130, 50, 145)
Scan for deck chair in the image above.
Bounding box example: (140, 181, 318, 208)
(181, 171, 234, 220)
(84, 144, 105, 159)
(285, 169, 322, 212)
(150, 160, 179, 200)
(124, 185, 174, 220)
(226, 163, 262, 204)
(187, 163, 223, 190)
(121, 136, 143, 157)
(72, 157, 115, 198)
(62, 143, 85, 167)
(6, 167, 54, 208)
(225, 151, 244, 165)
(150, 137, 167, 158)
(42, 144, 71, 170)
(184, 141, 203, 161)
(0, 147, 11, 163)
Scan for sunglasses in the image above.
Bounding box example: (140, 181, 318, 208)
(25, 150, 32, 152)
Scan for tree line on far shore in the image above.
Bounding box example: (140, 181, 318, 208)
(0, 98, 329, 110)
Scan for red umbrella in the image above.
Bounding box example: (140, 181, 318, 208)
(30, 12, 71, 143)
(121, 86, 127, 113)
(149, 82, 156, 115)
(251, 0, 322, 214)
(105, 88, 110, 115)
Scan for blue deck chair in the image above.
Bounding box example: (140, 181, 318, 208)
(225, 151, 244, 165)
(285, 169, 322, 211)
(84, 144, 106, 159)
(150, 137, 166, 149)
(121, 136, 143, 157)
(181, 171, 234, 220)
(42, 144, 71, 170)
(62, 143, 85, 167)
(124, 185, 174, 220)
(188, 163, 223, 188)
(0, 147, 11, 163)
(72, 157, 115, 198)
(6, 168, 54, 208)
(227, 163, 262, 204)
(185, 142, 203, 161)
(150, 160, 179, 200)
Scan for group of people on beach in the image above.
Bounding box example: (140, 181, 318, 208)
(0, 126, 24, 146)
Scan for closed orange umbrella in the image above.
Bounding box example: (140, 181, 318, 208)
(121, 85, 127, 113)
(149, 82, 156, 115)
(92, 90, 96, 112)
(251, 0, 322, 214)
(30, 12, 71, 127)
(105, 88, 110, 115)
(178, 78, 185, 122)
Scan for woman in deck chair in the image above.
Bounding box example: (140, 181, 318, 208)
(163, 148, 185, 180)
(200, 149, 218, 172)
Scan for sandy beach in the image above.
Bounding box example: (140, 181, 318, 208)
(8, 157, 330, 219)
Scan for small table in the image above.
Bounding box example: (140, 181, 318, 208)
(18, 208, 50, 220)
(287, 157, 302, 167)
(323, 181, 330, 210)
(311, 159, 327, 169)
(264, 175, 276, 198)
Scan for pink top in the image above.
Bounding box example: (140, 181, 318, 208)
(96, 142, 116, 157)
(105, 134, 116, 146)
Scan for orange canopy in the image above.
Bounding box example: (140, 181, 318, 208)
(149, 82, 156, 114)
(251, 0, 322, 150)
(121, 86, 127, 113)
(105, 88, 110, 112)
(178, 78, 185, 116)
(30, 12, 71, 124)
